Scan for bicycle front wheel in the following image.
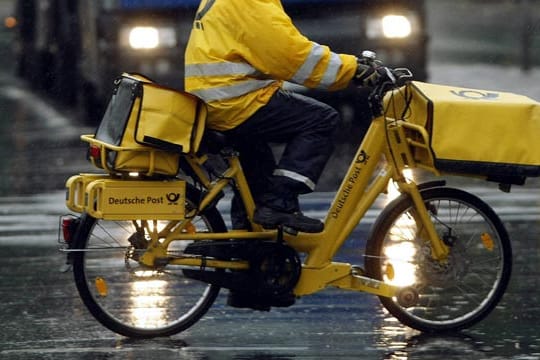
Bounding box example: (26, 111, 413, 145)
(71, 186, 227, 338)
(365, 187, 512, 332)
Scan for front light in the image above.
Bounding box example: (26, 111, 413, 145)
(366, 14, 415, 39)
(121, 26, 177, 50)
(129, 27, 159, 49)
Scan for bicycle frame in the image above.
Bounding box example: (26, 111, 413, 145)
(142, 112, 451, 299)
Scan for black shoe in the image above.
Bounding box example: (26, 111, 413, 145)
(253, 206, 324, 233)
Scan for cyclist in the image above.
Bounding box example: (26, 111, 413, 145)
(185, 0, 382, 233)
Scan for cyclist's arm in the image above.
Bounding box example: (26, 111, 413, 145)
(234, 0, 357, 91)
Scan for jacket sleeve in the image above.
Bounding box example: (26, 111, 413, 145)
(231, 0, 357, 91)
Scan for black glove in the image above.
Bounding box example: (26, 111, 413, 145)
(354, 61, 381, 88)
(354, 61, 396, 88)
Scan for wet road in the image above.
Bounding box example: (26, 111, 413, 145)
(2, 189, 540, 359)
(0, 66, 540, 359)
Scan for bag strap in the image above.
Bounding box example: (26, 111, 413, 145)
(400, 83, 414, 120)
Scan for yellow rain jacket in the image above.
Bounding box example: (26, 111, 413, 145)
(184, 0, 358, 131)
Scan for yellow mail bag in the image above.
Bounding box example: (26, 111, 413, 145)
(89, 73, 206, 176)
(385, 81, 540, 181)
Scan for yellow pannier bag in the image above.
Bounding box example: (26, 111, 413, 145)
(385, 81, 540, 182)
(88, 73, 206, 176)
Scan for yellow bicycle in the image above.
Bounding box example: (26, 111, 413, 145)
(61, 64, 512, 338)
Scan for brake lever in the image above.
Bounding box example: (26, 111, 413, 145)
(382, 67, 397, 85)
(392, 68, 413, 81)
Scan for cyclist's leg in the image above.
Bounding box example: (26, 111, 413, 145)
(226, 89, 340, 232)
(230, 141, 275, 229)
(231, 90, 339, 185)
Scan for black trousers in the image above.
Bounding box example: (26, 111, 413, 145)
(225, 89, 340, 221)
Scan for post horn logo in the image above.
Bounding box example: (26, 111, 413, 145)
(166, 192, 181, 205)
(451, 90, 499, 100)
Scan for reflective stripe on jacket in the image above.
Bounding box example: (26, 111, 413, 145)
(184, 0, 358, 131)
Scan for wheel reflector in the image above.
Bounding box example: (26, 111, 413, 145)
(481, 233, 494, 251)
(95, 277, 108, 297)
(385, 263, 395, 280)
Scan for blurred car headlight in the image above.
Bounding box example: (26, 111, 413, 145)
(120, 26, 177, 49)
(382, 15, 411, 38)
(129, 27, 159, 49)
(366, 13, 416, 39)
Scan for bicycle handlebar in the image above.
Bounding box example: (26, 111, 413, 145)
(358, 50, 413, 93)
(374, 67, 413, 94)
(358, 51, 414, 115)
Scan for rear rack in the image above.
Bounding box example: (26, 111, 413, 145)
(81, 134, 176, 176)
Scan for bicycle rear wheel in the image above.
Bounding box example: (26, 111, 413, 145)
(365, 187, 512, 332)
(71, 185, 227, 338)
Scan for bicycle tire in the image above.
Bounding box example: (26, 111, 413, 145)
(365, 187, 512, 332)
(72, 184, 227, 338)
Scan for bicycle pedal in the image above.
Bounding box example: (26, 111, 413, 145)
(282, 225, 298, 236)
(275, 225, 298, 241)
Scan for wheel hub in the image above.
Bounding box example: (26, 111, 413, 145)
(418, 237, 468, 286)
